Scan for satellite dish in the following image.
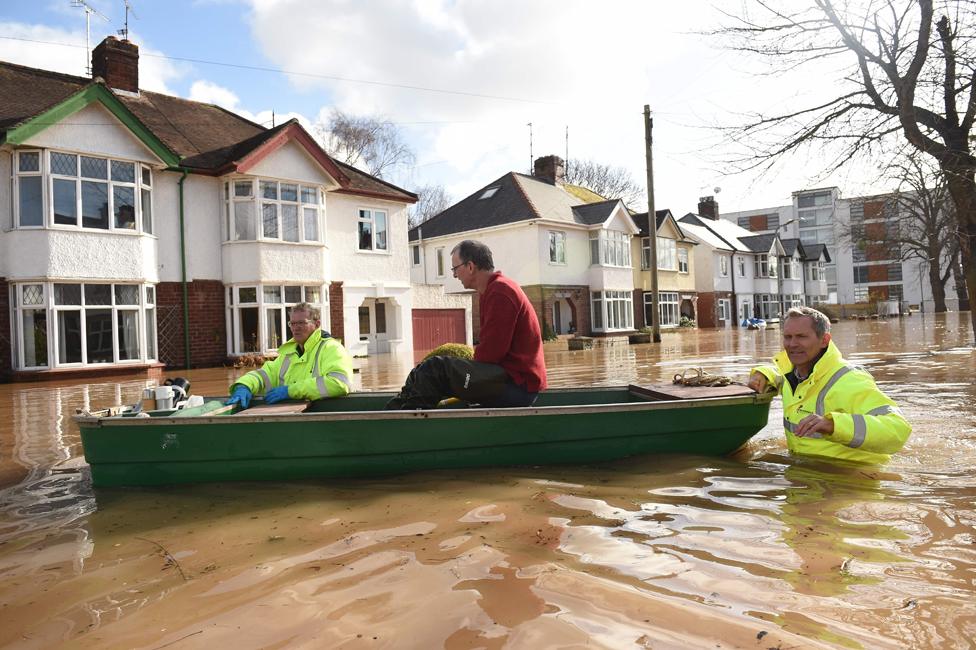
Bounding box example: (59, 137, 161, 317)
(713, 187, 722, 194)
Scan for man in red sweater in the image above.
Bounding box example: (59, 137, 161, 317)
(386, 240, 547, 409)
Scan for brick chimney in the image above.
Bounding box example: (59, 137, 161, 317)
(533, 155, 565, 185)
(698, 195, 719, 220)
(92, 37, 139, 93)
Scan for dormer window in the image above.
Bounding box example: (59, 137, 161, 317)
(479, 187, 499, 199)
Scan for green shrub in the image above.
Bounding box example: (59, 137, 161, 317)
(541, 322, 558, 341)
(423, 342, 474, 362)
(678, 316, 696, 328)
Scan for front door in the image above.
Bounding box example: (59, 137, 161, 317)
(358, 299, 389, 354)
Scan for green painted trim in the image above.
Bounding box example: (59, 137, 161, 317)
(4, 85, 181, 167)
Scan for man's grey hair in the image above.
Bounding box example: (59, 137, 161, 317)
(451, 240, 495, 271)
(291, 302, 320, 321)
(784, 306, 830, 337)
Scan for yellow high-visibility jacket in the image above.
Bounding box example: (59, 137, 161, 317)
(752, 341, 910, 464)
(231, 329, 353, 401)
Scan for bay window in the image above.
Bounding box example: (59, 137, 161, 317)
(643, 291, 679, 327)
(754, 254, 778, 278)
(224, 178, 322, 243)
(14, 150, 152, 232)
(591, 290, 633, 331)
(590, 230, 631, 267)
(11, 281, 157, 370)
(227, 284, 326, 354)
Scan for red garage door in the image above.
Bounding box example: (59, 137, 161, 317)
(412, 309, 466, 361)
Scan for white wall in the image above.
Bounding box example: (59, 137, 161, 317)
(23, 103, 161, 166)
(247, 141, 338, 188)
(2, 229, 157, 281)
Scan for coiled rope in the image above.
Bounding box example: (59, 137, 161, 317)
(672, 367, 737, 387)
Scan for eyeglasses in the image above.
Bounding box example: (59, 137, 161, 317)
(451, 261, 469, 274)
(288, 319, 315, 328)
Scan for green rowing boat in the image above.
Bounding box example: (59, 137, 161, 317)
(74, 385, 773, 487)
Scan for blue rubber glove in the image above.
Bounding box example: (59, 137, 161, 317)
(264, 385, 291, 404)
(226, 385, 252, 409)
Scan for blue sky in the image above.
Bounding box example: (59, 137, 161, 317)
(1, 0, 888, 214)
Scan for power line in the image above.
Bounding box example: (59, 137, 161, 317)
(0, 35, 559, 106)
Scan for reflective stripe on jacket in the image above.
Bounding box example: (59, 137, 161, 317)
(752, 341, 910, 464)
(230, 329, 354, 400)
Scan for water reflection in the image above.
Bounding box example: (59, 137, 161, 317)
(0, 316, 974, 648)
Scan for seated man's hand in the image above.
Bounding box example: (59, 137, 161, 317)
(226, 385, 252, 409)
(264, 385, 291, 404)
(747, 372, 768, 393)
(795, 413, 834, 437)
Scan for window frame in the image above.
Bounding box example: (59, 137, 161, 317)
(226, 284, 327, 355)
(357, 207, 389, 253)
(223, 178, 324, 244)
(590, 230, 632, 268)
(548, 230, 567, 265)
(435, 247, 446, 278)
(590, 289, 633, 332)
(657, 237, 677, 271)
(677, 247, 689, 273)
(719, 255, 729, 277)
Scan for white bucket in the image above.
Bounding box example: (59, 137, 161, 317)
(154, 385, 175, 410)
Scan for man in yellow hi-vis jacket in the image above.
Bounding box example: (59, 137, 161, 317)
(747, 306, 910, 464)
(226, 302, 353, 408)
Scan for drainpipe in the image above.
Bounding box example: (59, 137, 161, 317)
(177, 167, 191, 369)
(729, 252, 737, 326)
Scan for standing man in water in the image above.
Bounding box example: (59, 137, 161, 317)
(387, 239, 547, 409)
(748, 306, 911, 464)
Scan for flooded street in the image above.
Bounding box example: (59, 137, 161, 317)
(1, 314, 974, 649)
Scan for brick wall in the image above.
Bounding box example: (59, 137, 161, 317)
(522, 284, 591, 337)
(156, 280, 226, 369)
(0, 278, 10, 380)
(328, 281, 345, 343)
(697, 292, 717, 328)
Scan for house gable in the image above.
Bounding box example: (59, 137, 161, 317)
(244, 139, 340, 188)
(600, 203, 639, 234)
(3, 83, 179, 167)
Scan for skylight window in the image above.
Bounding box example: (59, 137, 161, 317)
(479, 187, 499, 199)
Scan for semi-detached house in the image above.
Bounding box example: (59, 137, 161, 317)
(0, 36, 417, 381)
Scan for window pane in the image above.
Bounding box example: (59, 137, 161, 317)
(375, 302, 386, 334)
(301, 186, 317, 204)
(82, 181, 109, 229)
(51, 152, 77, 176)
(111, 160, 135, 183)
(141, 188, 153, 234)
(19, 151, 40, 172)
(303, 207, 318, 241)
(282, 204, 299, 242)
(80, 156, 107, 179)
(115, 285, 139, 305)
(239, 287, 257, 303)
(280, 183, 298, 202)
(22, 310, 48, 367)
(234, 202, 255, 240)
(375, 212, 387, 250)
(146, 285, 155, 305)
(117, 310, 139, 360)
(260, 180, 278, 200)
(85, 284, 111, 305)
(359, 220, 373, 250)
(21, 284, 44, 306)
(146, 308, 156, 359)
(359, 306, 370, 337)
(85, 309, 115, 363)
(114, 185, 136, 229)
(266, 308, 283, 349)
(54, 284, 82, 305)
(264, 286, 282, 303)
(53, 178, 77, 225)
(285, 286, 301, 303)
(262, 203, 278, 238)
(57, 310, 83, 364)
(304, 286, 320, 303)
(142, 166, 152, 187)
(235, 181, 253, 197)
(18, 176, 43, 226)
(240, 307, 259, 352)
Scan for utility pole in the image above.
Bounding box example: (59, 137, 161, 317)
(644, 105, 661, 343)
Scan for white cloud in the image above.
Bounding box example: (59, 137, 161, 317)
(189, 79, 241, 109)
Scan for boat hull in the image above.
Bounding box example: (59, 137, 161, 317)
(76, 388, 772, 487)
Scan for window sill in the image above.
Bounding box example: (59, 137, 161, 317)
(356, 249, 392, 256)
(12, 225, 155, 237)
(223, 239, 325, 246)
(10, 361, 165, 383)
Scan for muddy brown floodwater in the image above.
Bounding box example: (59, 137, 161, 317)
(1, 314, 975, 649)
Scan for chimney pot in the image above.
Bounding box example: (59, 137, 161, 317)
(698, 195, 719, 220)
(533, 155, 565, 185)
(92, 36, 139, 93)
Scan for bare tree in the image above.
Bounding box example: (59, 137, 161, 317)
(409, 184, 452, 229)
(843, 154, 959, 311)
(315, 110, 415, 179)
(565, 158, 645, 208)
(715, 1, 976, 343)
